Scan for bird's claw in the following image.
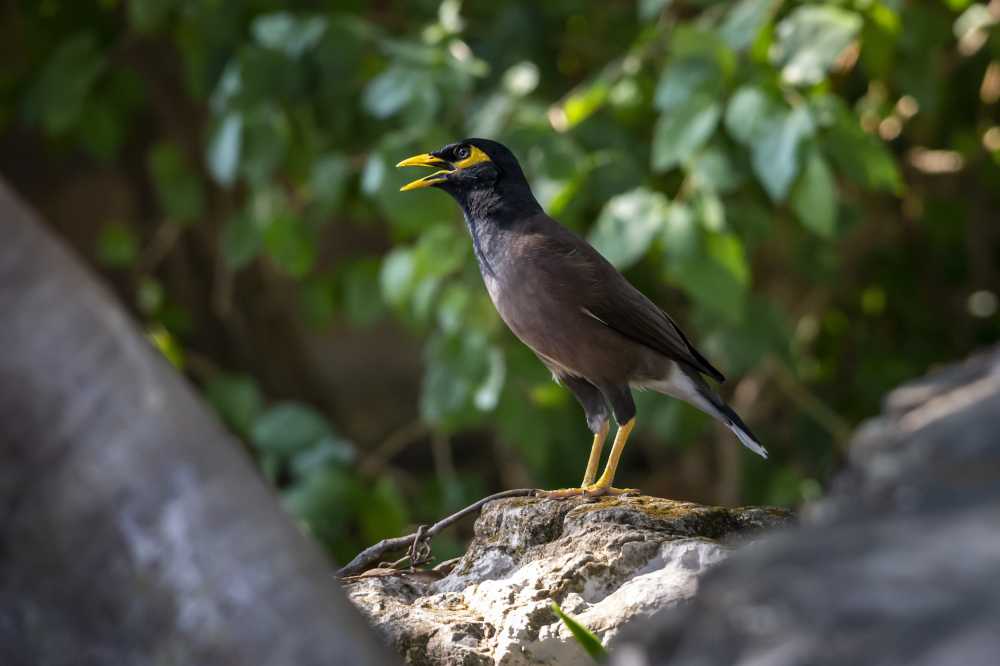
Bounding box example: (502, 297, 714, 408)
(537, 485, 640, 499)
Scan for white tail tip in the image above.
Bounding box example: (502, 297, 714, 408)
(730, 423, 768, 459)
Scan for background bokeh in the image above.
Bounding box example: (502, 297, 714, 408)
(3, 0, 998, 564)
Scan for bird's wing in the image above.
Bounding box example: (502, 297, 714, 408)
(530, 216, 725, 382)
(585, 281, 725, 382)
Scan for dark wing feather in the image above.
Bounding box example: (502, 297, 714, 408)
(587, 281, 725, 382)
(529, 214, 725, 382)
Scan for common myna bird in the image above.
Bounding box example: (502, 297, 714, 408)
(398, 139, 766, 497)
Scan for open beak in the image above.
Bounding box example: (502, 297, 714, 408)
(396, 153, 454, 191)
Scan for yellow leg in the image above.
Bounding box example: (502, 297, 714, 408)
(539, 418, 639, 499)
(589, 417, 635, 492)
(580, 421, 609, 487)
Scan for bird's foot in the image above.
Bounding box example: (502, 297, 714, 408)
(537, 484, 640, 499)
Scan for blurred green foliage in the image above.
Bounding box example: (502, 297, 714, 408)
(3, 0, 999, 563)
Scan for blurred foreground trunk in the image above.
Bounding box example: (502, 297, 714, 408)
(0, 180, 394, 665)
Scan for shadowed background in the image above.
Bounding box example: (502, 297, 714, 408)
(2, 0, 998, 565)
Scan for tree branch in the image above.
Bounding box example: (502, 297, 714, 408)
(337, 488, 538, 578)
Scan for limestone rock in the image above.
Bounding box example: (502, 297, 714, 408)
(345, 495, 791, 665)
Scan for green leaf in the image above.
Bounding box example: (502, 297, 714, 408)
(252, 13, 328, 57)
(474, 347, 506, 411)
(791, 147, 837, 237)
(654, 58, 722, 113)
(772, 6, 862, 86)
(380, 248, 416, 307)
(23, 33, 105, 135)
(205, 374, 262, 436)
(420, 333, 497, 429)
(362, 65, 433, 120)
(821, 98, 901, 193)
(252, 402, 332, 456)
(96, 223, 138, 268)
(661, 203, 699, 260)
(706, 233, 749, 286)
(241, 106, 290, 185)
(289, 435, 355, 478)
(149, 142, 205, 223)
(652, 96, 721, 172)
(724, 86, 780, 144)
(639, 0, 672, 20)
(720, 0, 782, 52)
(342, 259, 385, 326)
(129, 0, 175, 33)
(282, 467, 360, 552)
(359, 478, 409, 545)
(669, 233, 749, 324)
(589, 188, 670, 269)
(362, 134, 456, 237)
(262, 214, 316, 278)
(207, 113, 243, 187)
(310, 154, 351, 212)
(751, 105, 814, 202)
(222, 212, 261, 269)
(688, 143, 745, 194)
(551, 603, 607, 662)
(561, 80, 610, 129)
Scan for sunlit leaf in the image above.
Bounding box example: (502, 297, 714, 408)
(252, 402, 332, 456)
(207, 113, 243, 187)
(474, 347, 506, 411)
(751, 104, 815, 202)
(720, 0, 783, 52)
(589, 188, 670, 269)
(252, 13, 328, 57)
(772, 5, 862, 86)
(654, 58, 722, 113)
(662, 202, 699, 260)
(363, 65, 435, 121)
(639, 0, 672, 20)
(652, 96, 721, 172)
(724, 85, 780, 145)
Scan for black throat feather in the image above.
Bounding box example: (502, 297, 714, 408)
(453, 180, 542, 277)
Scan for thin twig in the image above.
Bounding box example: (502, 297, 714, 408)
(336, 488, 537, 578)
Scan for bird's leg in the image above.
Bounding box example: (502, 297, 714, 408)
(539, 418, 638, 499)
(583, 417, 637, 496)
(580, 421, 609, 487)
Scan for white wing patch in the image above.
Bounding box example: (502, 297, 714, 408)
(580, 307, 608, 325)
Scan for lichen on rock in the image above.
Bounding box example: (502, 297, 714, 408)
(345, 494, 791, 665)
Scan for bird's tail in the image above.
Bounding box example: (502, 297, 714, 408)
(712, 399, 768, 459)
(641, 366, 768, 459)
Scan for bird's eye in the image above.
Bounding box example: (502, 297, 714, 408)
(454, 145, 470, 160)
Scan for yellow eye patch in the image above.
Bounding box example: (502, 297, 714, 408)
(452, 145, 491, 169)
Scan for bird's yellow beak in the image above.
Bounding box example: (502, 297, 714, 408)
(396, 153, 454, 191)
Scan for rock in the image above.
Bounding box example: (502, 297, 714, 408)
(345, 495, 791, 665)
(611, 345, 1000, 666)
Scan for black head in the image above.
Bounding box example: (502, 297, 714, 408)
(397, 139, 536, 212)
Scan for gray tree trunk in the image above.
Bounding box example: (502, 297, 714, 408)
(0, 180, 395, 666)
